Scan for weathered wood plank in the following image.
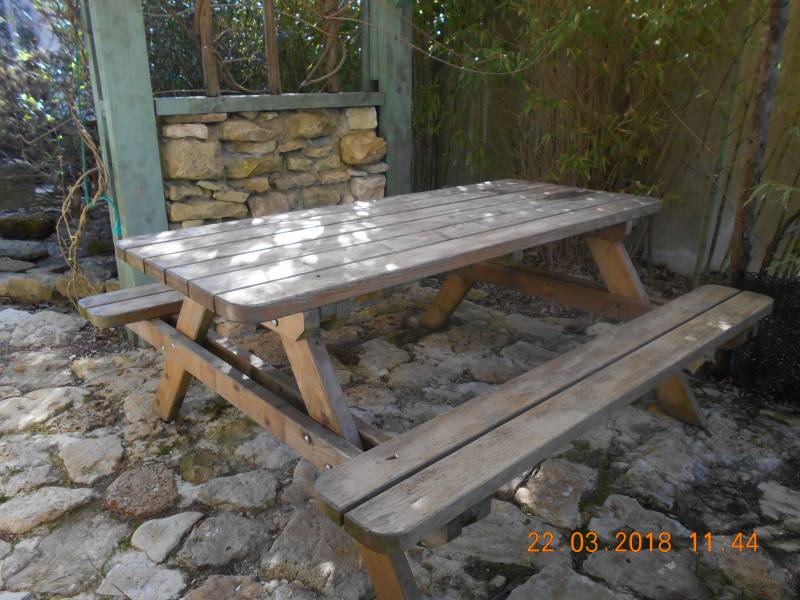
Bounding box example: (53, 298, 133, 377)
(185, 189, 602, 308)
(205, 331, 390, 447)
(78, 283, 174, 309)
(152, 185, 564, 284)
(116, 179, 536, 252)
(313, 285, 740, 524)
(341, 290, 773, 552)
(356, 544, 419, 600)
(466, 262, 652, 320)
(127, 319, 361, 469)
(154, 92, 385, 116)
(420, 270, 476, 329)
(215, 196, 659, 323)
(80, 289, 184, 328)
(154, 298, 215, 421)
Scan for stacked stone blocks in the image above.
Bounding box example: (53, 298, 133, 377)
(159, 107, 388, 229)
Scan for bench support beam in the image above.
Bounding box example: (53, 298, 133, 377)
(273, 313, 364, 449)
(357, 544, 419, 600)
(584, 229, 705, 427)
(420, 270, 475, 329)
(154, 298, 214, 421)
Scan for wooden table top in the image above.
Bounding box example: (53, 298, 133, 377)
(116, 180, 660, 323)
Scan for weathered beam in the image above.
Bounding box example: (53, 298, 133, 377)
(127, 318, 362, 469)
(154, 92, 384, 116)
(82, 0, 169, 288)
(369, 0, 412, 195)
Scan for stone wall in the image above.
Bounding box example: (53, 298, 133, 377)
(158, 107, 388, 229)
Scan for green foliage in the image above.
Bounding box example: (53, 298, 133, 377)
(143, 0, 365, 95)
(413, 0, 744, 196)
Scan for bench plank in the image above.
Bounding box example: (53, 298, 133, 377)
(79, 288, 184, 328)
(314, 285, 743, 524)
(215, 195, 658, 322)
(340, 290, 772, 551)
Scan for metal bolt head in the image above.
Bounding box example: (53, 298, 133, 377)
(271, 319, 278, 326)
(303, 434, 311, 443)
(325, 464, 332, 470)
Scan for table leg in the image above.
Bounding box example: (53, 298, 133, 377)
(269, 312, 363, 448)
(154, 298, 214, 421)
(585, 230, 705, 427)
(357, 543, 420, 600)
(420, 269, 476, 329)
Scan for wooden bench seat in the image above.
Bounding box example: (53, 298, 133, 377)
(314, 285, 772, 553)
(78, 283, 183, 328)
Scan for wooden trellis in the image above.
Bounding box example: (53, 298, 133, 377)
(81, 0, 412, 289)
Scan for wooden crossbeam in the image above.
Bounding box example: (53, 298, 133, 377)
(465, 262, 652, 321)
(127, 319, 361, 469)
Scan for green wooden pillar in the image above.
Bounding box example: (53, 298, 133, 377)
(368, 0, 412, 195)
(82, 0, 168, 288)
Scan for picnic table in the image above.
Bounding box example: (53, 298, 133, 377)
(80, 180, 772, 599)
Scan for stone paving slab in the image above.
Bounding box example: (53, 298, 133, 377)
(0, 284, 798, 599)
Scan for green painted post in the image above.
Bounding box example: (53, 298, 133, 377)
(370, 0, 412, 195)
(82, 0, 168, 288)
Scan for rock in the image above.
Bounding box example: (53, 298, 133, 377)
(131, 512, 204, 563)
(179, 447, 232, 484)
(163, 113, 227, 124)
(339, 132, 387, 166)
(350, 175, 386, 200)
(698, 535, 793, 600)
(303, 141, 335, 158)
(0, 238, 49, 260)
(468, 355, 523, 384)
(213, 189, 250, 203)
(586, 321, 617, 336)
(248, 192, 297, 217)
(0, 486, 95, 534)
(231, 140, 278, 154)
(168, 198, 248, 221)
(0, 592, 31, 600)
(0, 308, 28, 342)
(273, 171, 317, 191)
(183, 575, 267, 600)
(514, 458, 597, 529)
(182, 219, 204, 228)
(358, 338, 411, 381)
(287, 154, 314, 171)
(0, 510, 127, 595)
(758, 480, 800, 521)
(588, 494, 691, 544)
(440, 499, 569, 571)
(313, 152, 342, 171)
(219, 118, 277, 142)
(0, 257, 35, 272)
(261, 505, 370, 598)
(288, 112, 334, 139)
(363, 161, 389, 174)
(302, 185, 340, 208)
(240, 176, 271, 193)
(197, 470, 278, 510)
(281, 459, 318, 504)
(178, 512, 265, 567)
(500, 340, 557, 369)
(0, 350, 75, 390)
(0, 387, 87, 434)
(161, 139, 224, 180)
(96, 550, 186, 600)
(278, 140, 305, 153)
(503, 313, 564, 340)
(162, 123, 208, 140)
(0, 271, 58, 303)
(105, 463, 178, 519)
(583, 549, 705, 600)
(223, 153, 283, 179)
(318, 168, 350, 184)
(197, 180, 229, 191)
(58, 434, 124, 484)
(0, 539, 11, 560)
(345, 107, 378, 130)
(8, 310, 85, 348)
(165, 182, 208, 201)
(234, 431, 298, 470)
(508, 564, 633, 600)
